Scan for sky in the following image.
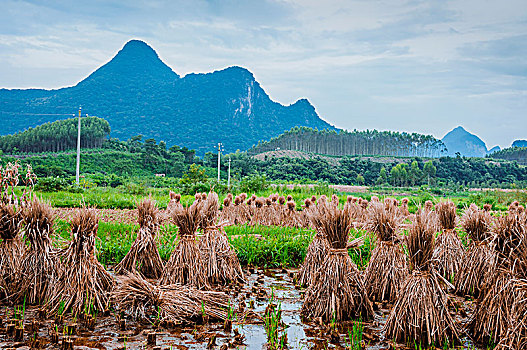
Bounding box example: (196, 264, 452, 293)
(1, 0, 526, 149)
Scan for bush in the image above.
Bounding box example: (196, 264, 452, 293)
(240, 174, 268, 193)
(35, 177, 70, 192)
(120, 182, 148, 195)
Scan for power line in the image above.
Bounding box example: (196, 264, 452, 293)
(0, 112, 76, 116)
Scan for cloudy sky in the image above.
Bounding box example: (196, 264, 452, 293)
(1, 0, 526, 148)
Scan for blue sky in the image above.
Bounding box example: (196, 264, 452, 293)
(1, 0, 526, 148)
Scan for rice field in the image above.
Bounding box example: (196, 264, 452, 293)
(0, 187, 526, 349)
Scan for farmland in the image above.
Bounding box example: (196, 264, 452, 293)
(1, 171, 527, 349)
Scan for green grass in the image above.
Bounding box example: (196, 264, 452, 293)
(24, 185, 525, 212)
(52, 220, 374, 269)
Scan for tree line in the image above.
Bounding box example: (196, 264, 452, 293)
(0, 117, 111, 153)
(248, 127, 448, 158)
(222, 153, 527, 188)
(488, 147, 527, 166)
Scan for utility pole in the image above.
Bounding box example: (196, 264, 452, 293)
(75, 107, 82, 186)
(227, 157, 231, 188)
(217, 143, 223, 182)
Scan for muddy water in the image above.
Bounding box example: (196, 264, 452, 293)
(0, 269, 483, 349)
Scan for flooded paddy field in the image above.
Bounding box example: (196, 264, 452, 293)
(1, 269, 484, 350)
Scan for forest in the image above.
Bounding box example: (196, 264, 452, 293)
(488, 146, 527, 165)
(225, 153, 527, 188)
(0, 118, 526, 189)
(248, 127, 448, 158)
(0, 116, 110, 153)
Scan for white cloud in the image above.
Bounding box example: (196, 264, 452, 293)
(0, 0, 525, 147)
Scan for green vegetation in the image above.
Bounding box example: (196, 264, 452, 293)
(488, 146, 527, 165)
(248, 126, 447, 158)
(0, 116, 110, 153)
(224, 152, 527, 188)
(0, 40, 333, 155)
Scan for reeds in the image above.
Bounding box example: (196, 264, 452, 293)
(17, 199, 59, 304)
(454, 204, 495, 296)
(384, 209, 460, 347)
(198, 192, 244, 285)
(0, 203, 24, 302)
(112, 273, 231, 324)
(301, 205, 374, 321)
(364, 202, 407, 302)
(114, 198, 164, 279)
(161, 199, 207, 288)
(432, 201, 464, 281)
(47, 207, 114, 315)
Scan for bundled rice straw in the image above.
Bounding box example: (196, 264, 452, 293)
(47, 207, 114, 315)
(301, 204, 374, 322)
(454, 204, 495, 297)
(496, 279, 527, 349)
(469, 211, 527, 344)
(198, 192, 244, 285)
(0, 203, 24, 302)
(432, 201, 464, 281)
(297, 200, 330, 287)
(115, 198, 164, 279)
(384, 209, 460, 347)
(112, 273, 230, 324)
(17, 199, 59, 304)
(220, 194, 236, 225)
(284, 200, 300, 227)
(364, 201, 407, 302)
(399, 198, 410, 217)
(166, 191, 182, 214)
(161, 199, 207, 288)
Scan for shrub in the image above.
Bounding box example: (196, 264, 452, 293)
(35, 177, 70, 192)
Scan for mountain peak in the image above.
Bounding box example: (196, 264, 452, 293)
(116, 40, 160, 61)
(0, 40, 334, 155)
(76, 39, 179, 88)
(442, 126, 488, 157)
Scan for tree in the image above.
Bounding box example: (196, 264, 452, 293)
(356, 174, 365, 185)
(423, 160, 436, 186)
(377, 166, 388, 185)
(409, 161, 422, 186)
(180, 164, 207, 185)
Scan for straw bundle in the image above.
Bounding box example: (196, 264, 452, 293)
(17, 199, 59, 304)
(364, 202, 407, 302)
(297, 200, 330, 287)
(284, 200, 300, 227)
(399, 198, 410, 217)
(454, 204, 495, 296)
(496, 279, 527, 349)
(432, 201, 464, 281)
(301, 205, 374, 321)
(384, 209, 460, 347)
(47, 207, 114, 315)
(112, 273, 230, 324)
(220, 194, 236, 225)
(0, 203, 24, 302)
(166, 191, 182, 214)
(161, 200, 207, 288)
(198, 192, 244, 285)
(469, 211, 527, 344)
(115, 198, 164, 278)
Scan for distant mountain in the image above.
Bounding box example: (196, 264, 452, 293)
(0, 40, 334, 155)
(441, 126, 488, 157)
(487, 145, 501, 154)
(512, 140, 527, 148)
